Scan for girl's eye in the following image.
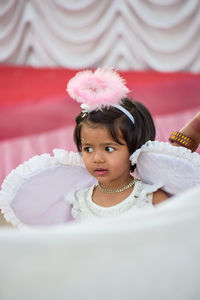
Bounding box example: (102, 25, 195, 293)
(105, 146, 115, 152)
(84, 147, 93, 153)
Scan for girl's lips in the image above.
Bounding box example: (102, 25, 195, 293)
(94, 169, 108, 176)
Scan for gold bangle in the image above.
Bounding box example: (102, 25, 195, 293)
(169, 131, 198, 152)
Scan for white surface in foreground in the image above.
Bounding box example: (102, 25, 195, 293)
(0, 186, 199, 300)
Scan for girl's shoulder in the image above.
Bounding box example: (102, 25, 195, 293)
(152, 189, 169, 205)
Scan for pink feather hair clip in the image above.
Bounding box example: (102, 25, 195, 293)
(66, 67, 130, 112)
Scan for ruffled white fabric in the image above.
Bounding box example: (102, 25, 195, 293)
(0, 150, 95, 228)
(130, 141, 200, 165)
(69, 180, 162, 222)
(52, 149, 84, 166)
(130, 141, 200, 195)
(0, 153, 53, 228)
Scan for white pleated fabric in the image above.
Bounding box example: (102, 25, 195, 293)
(0, 0, 200, 71)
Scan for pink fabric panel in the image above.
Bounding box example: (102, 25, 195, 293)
(129, 75, 200, 115)
(0, 96, 80, 140)
(0, 125, 76, 185)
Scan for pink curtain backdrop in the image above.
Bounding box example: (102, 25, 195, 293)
(0, 66, 199, 185)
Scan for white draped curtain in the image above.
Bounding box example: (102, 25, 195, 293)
(0, 0, 200, 71)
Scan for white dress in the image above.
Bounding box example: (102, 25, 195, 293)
(70, 180, 161, 222)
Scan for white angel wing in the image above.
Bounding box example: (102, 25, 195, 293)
(130, 141, 200, 195)
(0, 149, 96, 227)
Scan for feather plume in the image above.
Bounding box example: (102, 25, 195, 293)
(66, 67, 129, 111)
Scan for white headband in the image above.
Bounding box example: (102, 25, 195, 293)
(113, 105, 135, 125)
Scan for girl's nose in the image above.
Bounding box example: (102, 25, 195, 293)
(93, 151, 104, 163)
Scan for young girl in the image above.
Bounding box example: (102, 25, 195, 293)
(70, 99, 168, 222)
(64, 68, 199, 222)
(0, 68, 199, 227)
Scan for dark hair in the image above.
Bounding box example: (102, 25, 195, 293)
(74, 98, 155, 171)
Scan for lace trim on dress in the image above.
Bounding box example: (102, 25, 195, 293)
(86, 180, 142, 217)
(72, 180, 161, 219)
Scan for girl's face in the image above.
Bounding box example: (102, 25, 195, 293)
(81, 124, 132, 189)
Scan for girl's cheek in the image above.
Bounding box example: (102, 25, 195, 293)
(83, 155, 90, 165)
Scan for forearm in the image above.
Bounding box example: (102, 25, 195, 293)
(169, 112, 200, 152)
(179, 112, 200, 144)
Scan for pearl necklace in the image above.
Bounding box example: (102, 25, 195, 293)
(97, 178, 135, 194)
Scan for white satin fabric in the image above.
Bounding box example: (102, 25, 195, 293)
(0, 0, 200, 71)
(0, 185, 199, 300)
